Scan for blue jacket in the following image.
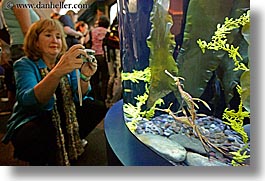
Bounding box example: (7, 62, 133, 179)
(1, 57, 91, 144)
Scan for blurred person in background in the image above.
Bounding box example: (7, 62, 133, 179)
(0, 0, 9, 45)
(50, 11, 60, 19)
(103, 15, 122, 108)
(1, 0, 40, 113)
(0, 0, 11, 115)
(90, 15, 110, 103)
(0, 39, 12, 116)
(51, 10, 83, 48)
(75, 20, 90, 46)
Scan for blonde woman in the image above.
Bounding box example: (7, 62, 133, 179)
(2, 19, 107, 165)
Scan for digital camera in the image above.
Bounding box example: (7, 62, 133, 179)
(80, 49, 96, 63)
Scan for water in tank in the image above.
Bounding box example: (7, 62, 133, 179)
(117, 0, 250, 166)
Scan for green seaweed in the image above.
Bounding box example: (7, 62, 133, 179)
(230, 145, 250, 166)
(122, 67, 164, 132)
(197, 10, 250, 111)
(123, 83, 164, 132)
(146, 0, 178, 108)
(177, 0, 249, 105)
(240, 20, 250, 112)
(177, 0, 234, 100)
(121, 67, 151, 84)
(222, 85, 250, 143)
(121, 0, 250, 166)
(197, 10, 250, 71)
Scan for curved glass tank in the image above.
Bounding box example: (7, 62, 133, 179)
(118, 0, 250, 166)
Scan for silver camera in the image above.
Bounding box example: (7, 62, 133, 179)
(81, 49, 96, 63)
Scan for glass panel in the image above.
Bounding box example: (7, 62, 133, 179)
(118, 0, 250, 166)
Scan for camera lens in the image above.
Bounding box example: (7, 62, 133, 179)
(81, 49, 96, 63)
(85, 49, 95, 56)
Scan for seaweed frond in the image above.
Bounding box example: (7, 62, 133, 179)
(123, 83, 165, 132)
(121, 67, 151, 83)
(230, 145, 250, 166)
(197, 10, 250, 71)
(222, 85, 250, 143)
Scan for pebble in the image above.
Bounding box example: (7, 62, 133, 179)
(125, 114, 250, 166)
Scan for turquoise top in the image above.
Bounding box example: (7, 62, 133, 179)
(2, 0, 39, 45)
(1, 57, 92, 144)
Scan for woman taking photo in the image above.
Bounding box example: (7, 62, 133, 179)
(1, 19, 107, 166)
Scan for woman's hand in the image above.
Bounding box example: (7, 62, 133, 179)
(79, 54, 97, 96)
(54, 44, 87, 77)
(80, 56, 97, 78)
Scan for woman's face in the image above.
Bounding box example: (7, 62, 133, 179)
(36, 28, 62, 59)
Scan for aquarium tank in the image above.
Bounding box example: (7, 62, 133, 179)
(118, 0, 250, 166)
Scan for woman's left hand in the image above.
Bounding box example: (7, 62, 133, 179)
(80, 56, 97, 78)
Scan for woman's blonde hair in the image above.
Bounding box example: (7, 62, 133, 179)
(24, 19, 67, 61)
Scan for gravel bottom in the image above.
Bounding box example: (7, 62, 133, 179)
(125, 114, 250, 166)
